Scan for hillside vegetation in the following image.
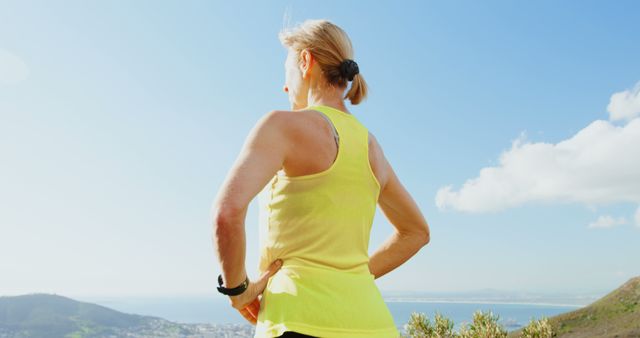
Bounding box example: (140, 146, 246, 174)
(403, 276, 640, 338)
(508, 276, 640, 338)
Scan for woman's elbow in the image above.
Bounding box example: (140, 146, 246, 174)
(421, 224, 431, 245)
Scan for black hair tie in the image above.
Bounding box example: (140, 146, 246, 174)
(339, 59, 359, 82)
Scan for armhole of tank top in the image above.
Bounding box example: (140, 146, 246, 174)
(366, 130, 382, 195)
(275, 109, 342, 181)
(317, 111, 340, 148)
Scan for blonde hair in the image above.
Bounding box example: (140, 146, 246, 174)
(279, 19, 368, 105)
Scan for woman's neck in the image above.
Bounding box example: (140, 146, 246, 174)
(306, 85, 349, 113)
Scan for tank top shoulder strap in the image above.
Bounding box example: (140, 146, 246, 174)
(315, 109, 340, 147)
(306, 105, 370, 177)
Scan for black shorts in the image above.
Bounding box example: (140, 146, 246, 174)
(275, 331, 317, 338)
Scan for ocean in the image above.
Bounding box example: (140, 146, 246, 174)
(86, 296, 581, 332)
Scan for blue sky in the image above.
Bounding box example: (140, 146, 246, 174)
(1, 0, 639, 299)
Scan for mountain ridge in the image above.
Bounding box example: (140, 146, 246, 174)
(0, 294, 212, 338)
(508, 276, 640, 337)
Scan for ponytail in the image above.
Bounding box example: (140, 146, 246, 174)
(344, 73, 368, 105)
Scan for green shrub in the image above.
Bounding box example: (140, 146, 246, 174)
(402, 312, 456, 338)
(402, 310, 554, 338)
(521, 317, 554, 338)
(432, 313, 456, 337)
(458, 310, 507, 338)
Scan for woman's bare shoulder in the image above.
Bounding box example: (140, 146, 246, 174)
(262, 108, 328, 132)
(260, 109, 312, 123)
(255, 109, 324, 147)
(255, 109, 301, 131)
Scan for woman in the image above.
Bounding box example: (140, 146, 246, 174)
(211, 19, 430, 338)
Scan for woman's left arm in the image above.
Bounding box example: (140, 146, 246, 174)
(210, 110, 289, 323)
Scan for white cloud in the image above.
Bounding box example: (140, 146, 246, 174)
(435, 83, 640, 215)
(588, 215, 627, 229)
(608, 81, 640, 121)
(0, 49, 30, 85)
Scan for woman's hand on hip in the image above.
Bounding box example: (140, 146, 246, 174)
(228, 259, 283, 325)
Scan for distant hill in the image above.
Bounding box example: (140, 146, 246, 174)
(508, 276, 640, 337)
(0, 293, 216, 338)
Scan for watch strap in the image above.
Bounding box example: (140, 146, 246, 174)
(217, 274, 249, 296)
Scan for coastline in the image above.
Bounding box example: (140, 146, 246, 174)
(383, 298, 585, 308)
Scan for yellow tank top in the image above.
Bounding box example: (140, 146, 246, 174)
(254, 105, 400, 338)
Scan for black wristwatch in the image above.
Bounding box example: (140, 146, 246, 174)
(217, 274, 249, 296)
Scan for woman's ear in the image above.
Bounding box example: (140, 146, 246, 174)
(300, 49, 313, 79)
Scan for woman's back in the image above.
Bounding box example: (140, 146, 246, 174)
(255, 105, 400, 338)
(211, 18, 429, 338)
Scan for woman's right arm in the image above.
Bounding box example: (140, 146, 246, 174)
(368, 135, 430, 280)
